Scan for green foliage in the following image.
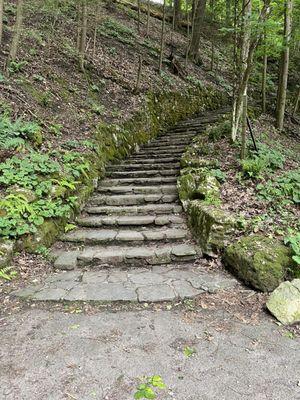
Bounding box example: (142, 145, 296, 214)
(186, 75, 204, 89)
(0, 266, 17, 281)
(8, 60, 28, 74)
(284, 232, 300, 266)
(0, 116, 41, 150)
(99, 18, 136, 45)
(207, 120, 231, 141)
(257, 169, 300, 205)
(91, 103, 105, 115)
(210, 168, 226, 183)
(134, 376, 166, 399)
(241, 142, 285, 179)
(183, 346, 197, 357)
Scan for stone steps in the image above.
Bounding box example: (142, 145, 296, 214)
(77, 214, 185, 228)
(62, 227, 189, 245)
(88, 193, 178, 206)
(100, 177, 178, 186)
(12, 109, 239, 304)
(53, 243, 200, 270)
(107, 162, 180, 171)
(107, 169, 179, 178)
(85, 203, 183, 215)
(96, 185, 177, 195)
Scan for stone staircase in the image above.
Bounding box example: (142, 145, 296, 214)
(14, 109, 238, 303)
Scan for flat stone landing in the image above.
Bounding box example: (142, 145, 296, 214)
(14, 265, 238, 302)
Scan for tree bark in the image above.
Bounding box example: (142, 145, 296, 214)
(0, 0, 4, 46)
(292, 86, 300, 117)
(189, 0, 207, 61)
(79, 0, 87, 72)
(158, 0, 166, 73)
(173, 0, 181, 29)
(226, 0, 231, 26)
(146, 0, 150, 36)
(262, 34, 267, 113)
(137, 0, 141, 34)
(240, 94, 247, 159)
(7, 0, 23, 68)
(276, 0, 293, 130)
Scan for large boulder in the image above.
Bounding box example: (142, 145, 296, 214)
(187, 201, 235, 256)
(266, 279, 300, 325)
(224, 235, 291, 292)
(0, 240, 15, 268)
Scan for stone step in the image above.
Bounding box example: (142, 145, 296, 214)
(53, 243, 201, 270)
(136, 150, 184, 157)
(128, 153, 182, 160)
(96, 185, 177, 195)
(62, 227, 189, 245)
(88, 193, 178, 206)
(142, 145, 187, 152)
(13, 265, 238, 302)
(77, 214, 185, 228)
(107, 169, 179, 178)
(107, 162, 180, 171)
(126, 157, 181, 164)
(100, 177, 178, 186)
(85, 203, 183, 215)
(143, 138, 192, 146)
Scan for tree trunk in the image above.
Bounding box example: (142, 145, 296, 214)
(134, 54, 143, 93)
(262, 40, 267, 113)
(231, 0, 252, 141)
(158, 0, 166, 73)
(173, 0, 181, 29)
(226, 0, 231, 26)
(240, 94, 247, 159)
(189, 0, 207, 60)
(137, 0, 141, 34)
(276, 0, 293, 130)
(79, 0, 87, 72)
(7, 0, 23, 69)
(0, 0, 4, 46)
(146, 0, 150, 36)
(292, 86, 300, 117)
(77, 3, 82, 51)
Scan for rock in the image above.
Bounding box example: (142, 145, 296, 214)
(177, 168, 220, 204)
(0, 240, 15, 268)
(9, 187, 37, 202)
(266, 279, 300, 325)
(224, 236, 291, 292)
(187, 201, 235, 255)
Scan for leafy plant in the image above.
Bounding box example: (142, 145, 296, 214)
(241, 157, 266, 179)
(8, 60, 28, 74)
(0, 115, 41, 149)
(134, 376, 166, 399)
(284, 232, 300, 266)
(0, 266, 17, 281)
(210, 168, 227, 183)
(183, 346, 197, 357)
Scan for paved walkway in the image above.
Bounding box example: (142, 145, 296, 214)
(13, 109, 237, 303)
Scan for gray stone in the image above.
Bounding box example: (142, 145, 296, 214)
(266, 279, 300, 325)
(165, 228, 187, 240)
(137, 284, 176, 302)
(0, 240, 15, 268)
(125, 248, 154, 259)
(54, 251, 79, 270)
(63, 229, 117, 243)
(116, 231, 144, 242)
(172, 280, 203, 299)
(45, 271, 82, 283)
(82, 271, 109, 284)
(65, 283, 137, 302)
(188, 274, 237, 293)
(128, 271, 166, 285)
(33, 288, 67, 301)
(142, 230, 165, 241)
(172, 244, 198, 257)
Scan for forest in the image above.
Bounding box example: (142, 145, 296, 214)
(0, 1, 300, 397)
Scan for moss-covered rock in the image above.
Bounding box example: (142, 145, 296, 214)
(178, 168, 220, 204)
(224, 235, 292, 292)
(187, 201, 235, 255)
(0, 239, 15, 267)
(266, 279, 300, 325)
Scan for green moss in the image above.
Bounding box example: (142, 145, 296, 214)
(224, 235, 292, 292)
(187, 201, 235, 255)
(178, 168, 220, 203)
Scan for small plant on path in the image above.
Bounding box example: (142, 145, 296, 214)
(134, 375, 166, 399)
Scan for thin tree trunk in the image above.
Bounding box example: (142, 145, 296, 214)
(276, 0, 293, 130)
(240, 94, 247, 159)
(173, 0, 181, 29)
(134, 54, 143, 93)
(226, 0, 231, 26)
(93, 5, 100, 59)
(158, 0, 166, 73)
(77, 3, 82, 51)
(137, 0, 141, 34)
(185, 0, 190, 66)
(0, 0, 4, 46)
(79, 0, 87, 72)
(262, 38, 267, 113)
(6, 0, 23, 70)
(146, 0, 150, 36)
(292, 86, 300, 117)
(210, 0, 215, 70)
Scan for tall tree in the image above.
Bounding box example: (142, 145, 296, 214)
(261, 28, 268, 113)
(146, 0, 151, 36)
(276, 0, 293, 130)
(189, 0, 207, 61)
(79, 0, 88, 72)
(231, 0, 271, 142)
(158, 0, 167, 73)
(0, 0, 3, 46)
(6, 0, 23, 72)
(173, 0, 182, 29)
